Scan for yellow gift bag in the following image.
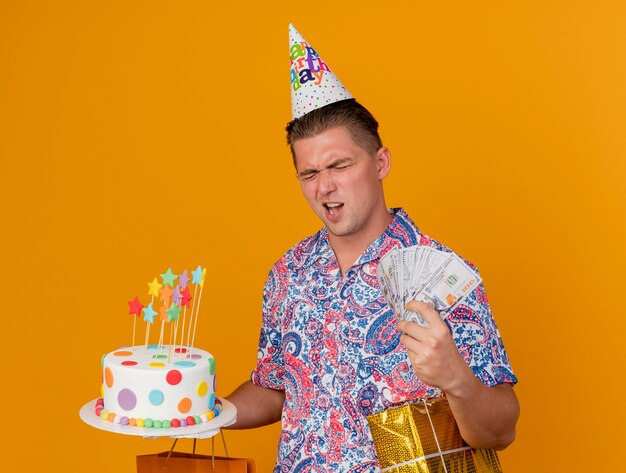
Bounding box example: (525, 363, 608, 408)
(367, 398, 502, 473)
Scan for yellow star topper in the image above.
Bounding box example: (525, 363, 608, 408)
(147, 277, 163, 297)
(200, 268, 207, 288)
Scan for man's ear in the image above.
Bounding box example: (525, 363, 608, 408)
(375, 146, 391, 179)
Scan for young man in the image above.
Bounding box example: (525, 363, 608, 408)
(227, 26, 518, 472)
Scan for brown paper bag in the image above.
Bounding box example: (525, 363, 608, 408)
(137, 451, 257, 473)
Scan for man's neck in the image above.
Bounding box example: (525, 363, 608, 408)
(328, 210, 393, 275)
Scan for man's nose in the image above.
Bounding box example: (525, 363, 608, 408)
(317, 168, 337, 194)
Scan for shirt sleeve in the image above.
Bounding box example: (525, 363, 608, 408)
(250, 258, 288, 391)
(445, 273, 518, 387)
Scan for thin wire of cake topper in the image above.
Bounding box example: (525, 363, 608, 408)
(127, 265, 206, 362)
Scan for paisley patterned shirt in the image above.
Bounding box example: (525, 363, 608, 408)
(251, 208, 517, 472)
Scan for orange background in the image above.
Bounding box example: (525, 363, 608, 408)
(2, 1, 625, 471)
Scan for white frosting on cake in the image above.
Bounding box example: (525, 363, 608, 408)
(102, 345, 216, 422)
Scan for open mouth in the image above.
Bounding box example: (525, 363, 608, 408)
(323, 203, 343, 215)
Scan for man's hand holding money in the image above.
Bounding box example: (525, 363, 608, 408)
(397, 300, 519, 450)
(379, 246, 519, 449)
(397, 300, 475, 395)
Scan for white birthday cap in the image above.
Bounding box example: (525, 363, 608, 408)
(289, 24, 353, 120)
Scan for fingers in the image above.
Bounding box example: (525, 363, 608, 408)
(405, 300, 444, 327)
(399, 332, 420, 352)
(397, 300, 446, 340)
(397, 319, 423, 340)
(396, 301, 462, 390)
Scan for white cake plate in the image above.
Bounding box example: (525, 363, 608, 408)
(79, 397, 237, 438)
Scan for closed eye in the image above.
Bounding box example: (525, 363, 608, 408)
(328, 158, 355, 171)
(332, 162, 352, 171)
(297, 158, 355, 182)
(298, 170, 319, 181)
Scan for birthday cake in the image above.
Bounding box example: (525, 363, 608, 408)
(93, 266, 222, 430)
(97, 345, 220, 428)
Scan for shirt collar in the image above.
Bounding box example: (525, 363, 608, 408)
(310, 208, 421, 269)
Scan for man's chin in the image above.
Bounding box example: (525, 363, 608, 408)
(325, 222, 355, 239)
(316, 212, 355, 238)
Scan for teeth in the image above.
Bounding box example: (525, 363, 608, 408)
(324, 203, 341, 215)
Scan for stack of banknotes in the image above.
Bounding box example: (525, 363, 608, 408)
(377, 246, 482, 326)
